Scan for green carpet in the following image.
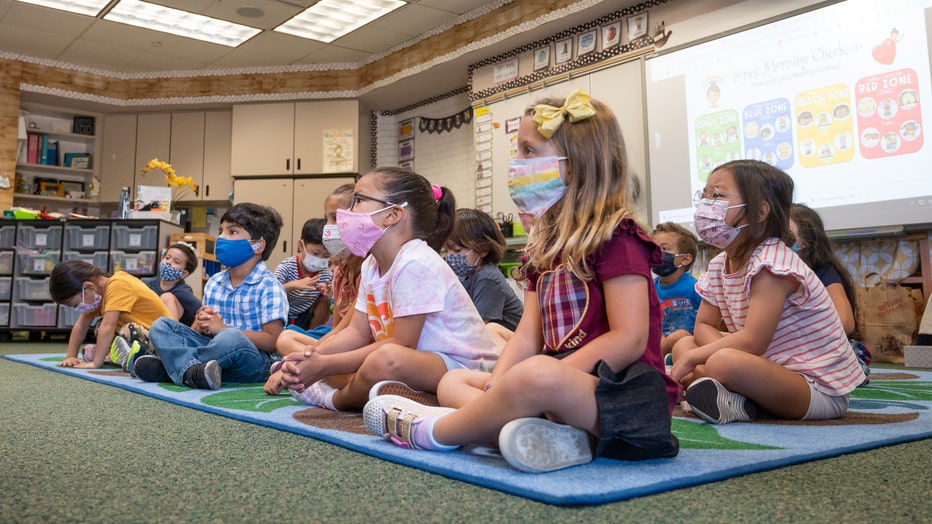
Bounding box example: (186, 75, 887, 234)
(1, 341, 929, 523)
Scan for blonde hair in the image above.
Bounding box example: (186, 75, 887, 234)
(521, 96, 643, 280)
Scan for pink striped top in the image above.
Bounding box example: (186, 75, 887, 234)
(696, 238, 865, 396)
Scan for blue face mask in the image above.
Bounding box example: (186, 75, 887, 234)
(215, 237, 261, 268)
(653, 252, 686, 277)
(158, 262, 186, 281)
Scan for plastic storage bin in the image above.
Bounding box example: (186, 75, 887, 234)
(65, 224, 110, 251)
(0, 277, 10, 301)
(17, 224, 63, 250)
(15, 277, 52, 301)
(17, 251, 60, 275)
(0, 303, 9, 326)
(0, 225, 15, 248)
(112, 225, 158, 250)
(63, 251, 110, 269)
(13, 303, 57, 327)
(111, 250, 156, 275)
(0, 251, 13, 274)
(58, 305, 82, 328)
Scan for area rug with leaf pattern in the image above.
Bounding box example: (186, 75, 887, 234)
(5, 353, 931, 506)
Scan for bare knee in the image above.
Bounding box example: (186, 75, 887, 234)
(356, 343, 409, 382)
(703, 348, 746, 382)
(671, 335, 697, 363)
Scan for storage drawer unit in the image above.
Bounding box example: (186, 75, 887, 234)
(58, 305, 82, 329)
(17, 251, 60, 276)
(17, 224, 63, 250)
(112, 225, 158, 250)
(63, 251, 110, 269)
(14, 277, 51, 301)
(111, 250, 157, 276)
(13, 303, 57, 327)
(65, 224, 110, 251)
(0, 251, 13, 274)
(0, 303, 9, 326)
(0, 277, 10, 301)
(0, 224, 15, 248)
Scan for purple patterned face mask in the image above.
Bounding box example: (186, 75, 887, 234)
(693, 199, 747, 249)
(336, 204, 406, 257)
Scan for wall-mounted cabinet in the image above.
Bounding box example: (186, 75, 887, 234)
(232, 176, 357, 269)
(100, 111, 232, 203)
(231, 100, 368, 177)
(16, 104, 102, 213)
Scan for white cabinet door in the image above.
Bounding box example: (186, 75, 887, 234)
(294, 100, 359, 174)
(231, 103, 295, 176)
(169, 112, 205, 204)
(134, 113, 171, 200)
(232, 178, 294, 270)
(202, 110, 232, 201)
(100, 114, 137, 202)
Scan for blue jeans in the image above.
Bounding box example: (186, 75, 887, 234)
(148, 317, 273, 385)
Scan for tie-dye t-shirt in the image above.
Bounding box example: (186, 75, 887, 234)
(355, 238, 499, 371)
(525, 218, 677, 410)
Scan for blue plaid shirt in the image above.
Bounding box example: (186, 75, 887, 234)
(203, 261, 288, 332)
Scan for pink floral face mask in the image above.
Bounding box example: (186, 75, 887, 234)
(693, 199, 747, 249)
(336, 204, 406, 257)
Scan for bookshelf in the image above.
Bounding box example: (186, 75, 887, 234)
(16, 104, 102, 215)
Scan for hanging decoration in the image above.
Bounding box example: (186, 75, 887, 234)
(418, 107, 473, 134)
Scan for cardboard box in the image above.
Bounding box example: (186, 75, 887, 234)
(169, 232, 216, 262)
(904, 346, 932, 368)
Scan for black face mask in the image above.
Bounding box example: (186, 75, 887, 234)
(653, 252, 685, 277)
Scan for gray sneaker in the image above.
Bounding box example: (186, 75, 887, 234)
(182, 360, 222, 390)
(685, 377, 758, 424)
(498, 417, 593, 473)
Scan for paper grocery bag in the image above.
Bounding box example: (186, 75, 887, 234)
(856, 275, 920, 363)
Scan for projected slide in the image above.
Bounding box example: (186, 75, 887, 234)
(646, 0, 932, 231)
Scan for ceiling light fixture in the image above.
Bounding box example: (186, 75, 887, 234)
(274, 0, 405, 43)
(15, 0, 111, 17)
(104, 0, 261, 47)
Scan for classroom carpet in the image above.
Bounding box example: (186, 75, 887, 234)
(6, 352, 931, 506)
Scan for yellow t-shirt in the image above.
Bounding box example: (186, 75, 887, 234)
(91, 271, 172, 329)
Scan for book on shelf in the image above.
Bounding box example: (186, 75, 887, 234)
(27, 133, 39, 164)
(45, 140, 59, 166)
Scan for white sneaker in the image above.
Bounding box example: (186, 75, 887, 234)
(685, 377, 758, 424)
(498, 417, 593, 473)
(291, 380, 336, 409)
(368, 380, 440, 406)
(363, 395, 455, 450)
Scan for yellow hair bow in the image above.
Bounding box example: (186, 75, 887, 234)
(532, 88, 597, 138)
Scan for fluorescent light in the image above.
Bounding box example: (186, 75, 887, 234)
(16, 0, 110, 17)
(275, 0, 405, 43)
(104, 0, 261, 47)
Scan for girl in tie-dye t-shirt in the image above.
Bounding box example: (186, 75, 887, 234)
(278, 168, 497, 412)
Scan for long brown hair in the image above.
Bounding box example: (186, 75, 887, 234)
(522, 96, 642, 280)
(791, 203, 860, 338)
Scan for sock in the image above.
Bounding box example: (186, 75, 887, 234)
(320, 381, 339, 411)
(412, 415, 458, 451)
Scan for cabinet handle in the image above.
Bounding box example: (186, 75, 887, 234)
(283, 240, 287, 253)
(205, 185, 209, 197)
(286, 159, 290, 171)
(297, 158, 301, 171)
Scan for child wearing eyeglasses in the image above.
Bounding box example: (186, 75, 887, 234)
(278, 168, 499, 411)
(671, 160, 865, 424)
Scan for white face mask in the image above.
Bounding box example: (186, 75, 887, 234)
(301, 248, 330, 273)
(322, 224, 349, 259)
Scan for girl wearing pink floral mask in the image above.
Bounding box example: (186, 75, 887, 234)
(671, 160, 865, 425)
(279, 167, 499, 412)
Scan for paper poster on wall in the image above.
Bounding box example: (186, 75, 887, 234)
(323, 129, 354, 173)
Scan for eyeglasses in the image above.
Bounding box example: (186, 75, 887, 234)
(352, 192, 397, 208)
(693, 187, 739, 206)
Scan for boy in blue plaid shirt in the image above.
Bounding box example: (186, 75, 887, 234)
(137, 203, 288, 389)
